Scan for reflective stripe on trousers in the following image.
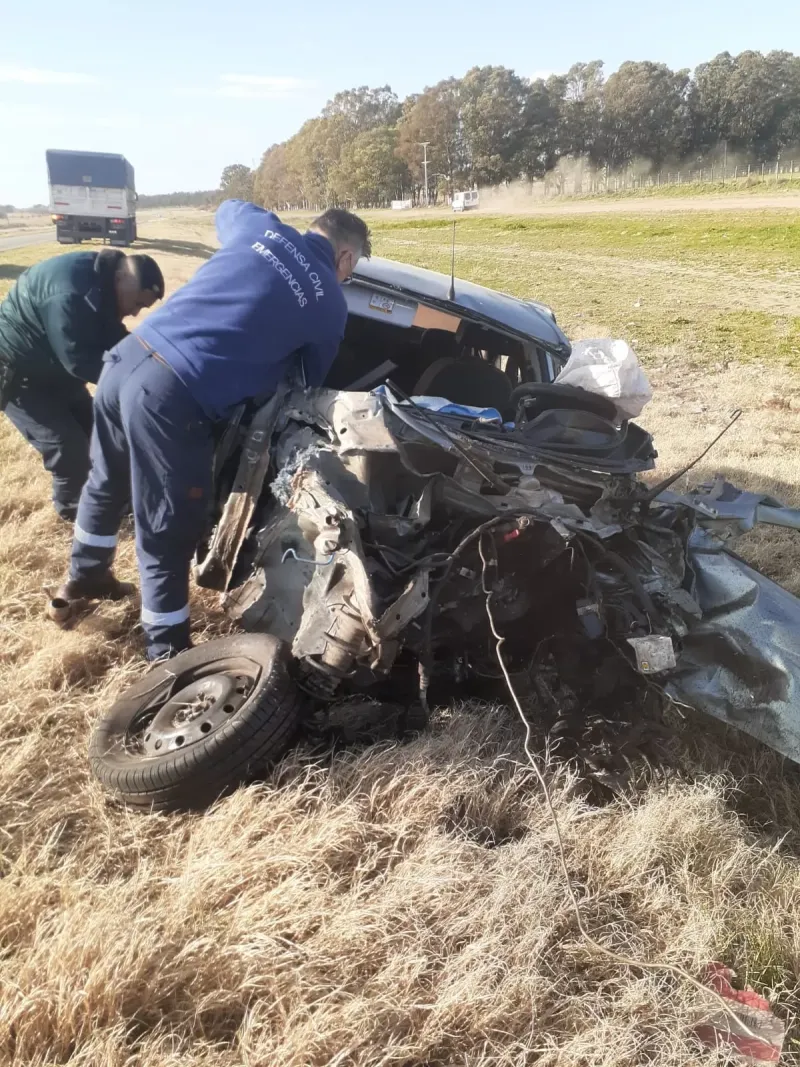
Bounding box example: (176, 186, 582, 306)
(70, 333, 213, 659)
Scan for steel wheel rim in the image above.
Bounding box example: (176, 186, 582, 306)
(122, 657, 263, 758)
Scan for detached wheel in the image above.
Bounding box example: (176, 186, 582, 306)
(90, 634, 302, 811)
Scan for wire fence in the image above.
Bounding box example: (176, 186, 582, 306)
(542, 160, 800, 198)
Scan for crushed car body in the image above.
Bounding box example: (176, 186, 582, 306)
(89, 256, 800, 810)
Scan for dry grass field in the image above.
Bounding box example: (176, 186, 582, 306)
(2, 203, 800, 1066)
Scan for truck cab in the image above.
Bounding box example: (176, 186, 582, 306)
(46, 149, 137, 247)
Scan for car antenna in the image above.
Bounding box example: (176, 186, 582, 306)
(448, 220, 456, 301)
(639, 408, 743, 504)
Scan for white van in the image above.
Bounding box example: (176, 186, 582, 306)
(452, 189, 479, 212)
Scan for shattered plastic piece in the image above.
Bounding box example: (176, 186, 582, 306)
(667, 587, 703, 618)
(550, 518, 573, 541)
(694, 963, 784, 1064)
(627, 635, 677, 674)
(576, 599, 604, 639)
(588, 521, 623, 540)
(555, 339, 653, 420)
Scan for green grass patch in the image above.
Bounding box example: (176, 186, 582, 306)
(370, 208, 800, 369)
(376, 210, 800, 269)
(577, 175, 800, 201)
(0, 241, 65, 300)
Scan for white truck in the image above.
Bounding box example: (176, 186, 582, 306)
(452, 189, 479, 212)
(46, 149, 137, 247)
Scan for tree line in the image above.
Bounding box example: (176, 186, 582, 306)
(136, 190, 217, 208)
(216, 51, 800, 209)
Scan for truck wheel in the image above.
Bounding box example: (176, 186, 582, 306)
(90, 634, 302, 811)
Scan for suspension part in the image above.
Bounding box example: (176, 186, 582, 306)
(317, 596, 368, 674)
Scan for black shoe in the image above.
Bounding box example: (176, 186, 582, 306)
(55, 571, 136, 603)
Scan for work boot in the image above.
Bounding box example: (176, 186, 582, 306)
(55, 504, 78, 524)
(55, 570, 136, 603)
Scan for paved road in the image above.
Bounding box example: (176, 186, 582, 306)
(0, 229, 55, 253)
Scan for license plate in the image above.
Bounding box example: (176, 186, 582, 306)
(369, 294, 394, 314)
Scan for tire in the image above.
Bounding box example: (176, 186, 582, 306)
(90, 634, 302, 811)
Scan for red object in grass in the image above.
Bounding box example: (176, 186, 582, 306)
(694, 963, 784, 1064)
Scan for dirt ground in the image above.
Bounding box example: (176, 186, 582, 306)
(2, 205, 800, 1066)
(480, 192, 800, 216)
(0, 211, 53, 234)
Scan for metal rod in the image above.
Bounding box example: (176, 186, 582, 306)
(281, 548, 335, 567)
(643, 409, 743, 503)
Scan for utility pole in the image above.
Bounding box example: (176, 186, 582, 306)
(417, 142, 431, 206)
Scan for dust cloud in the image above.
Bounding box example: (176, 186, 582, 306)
(476, 150, 800, 212)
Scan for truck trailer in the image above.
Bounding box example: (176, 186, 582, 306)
(46, 149, 137, 247)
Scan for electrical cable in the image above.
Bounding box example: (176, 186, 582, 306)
(477, 530, 762, 1042)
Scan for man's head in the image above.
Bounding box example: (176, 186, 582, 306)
(114, 254, 165, 318)
(309, 209, 371, 283)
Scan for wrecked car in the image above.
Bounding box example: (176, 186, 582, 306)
(89, 257, 800, 810)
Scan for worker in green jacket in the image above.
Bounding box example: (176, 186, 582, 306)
(0, 249, 164, 519)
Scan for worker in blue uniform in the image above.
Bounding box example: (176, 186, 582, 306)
(0, 249, 164, 519)
(56, 202, 371, 661)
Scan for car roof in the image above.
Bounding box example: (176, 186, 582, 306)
(351, 255, 571, 355)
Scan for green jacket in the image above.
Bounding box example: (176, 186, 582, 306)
(0, 250, 129, 389)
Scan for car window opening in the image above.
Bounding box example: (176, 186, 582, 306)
(325, 307, 548, 414)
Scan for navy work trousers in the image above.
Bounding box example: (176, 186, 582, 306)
(70, 333, 214, 659)
(5, 380, 93, 519)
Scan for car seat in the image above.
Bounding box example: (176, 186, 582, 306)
(412, 357, 513, 413)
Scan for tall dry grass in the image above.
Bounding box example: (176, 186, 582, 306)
(2, 371, 800, 1066)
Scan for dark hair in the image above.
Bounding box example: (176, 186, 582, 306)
(311, 209, 372, 259)
(128, 254, 165, 299)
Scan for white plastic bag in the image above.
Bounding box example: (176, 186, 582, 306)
(554, 339, 653, 420)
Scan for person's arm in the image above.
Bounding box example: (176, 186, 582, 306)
(38, 293, 107, 384)
(299, 301, 348, 387)
(215, 200, 279, 245)
(298, 337, 343, 388)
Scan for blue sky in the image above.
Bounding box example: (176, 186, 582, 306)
(2, 0, 796, 205)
